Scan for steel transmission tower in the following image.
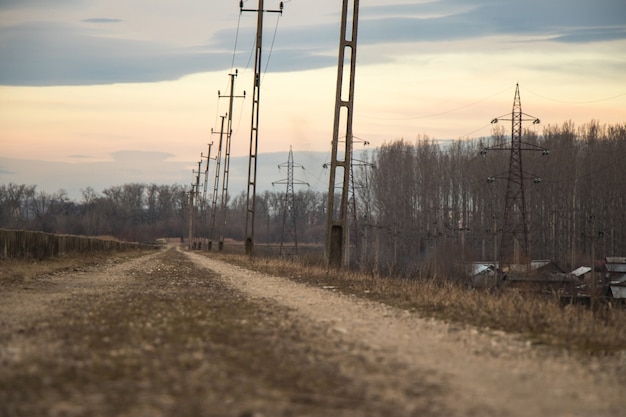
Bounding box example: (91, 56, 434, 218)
(482, 83, 548, 268)
(326, 0, 359, 268)
(241, 0, 284, 255)
(272, 146, 309, 256)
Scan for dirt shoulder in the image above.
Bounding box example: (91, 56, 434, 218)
(186, 250, 626, 417)
(0, 247, 624, 417)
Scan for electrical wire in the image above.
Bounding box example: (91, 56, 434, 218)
(213, 92, 222, 137)
(304, 149, 331, 193)
(457, 123, 493, 140)
(524, 87, 626, 104)
(365, 85, 514, 121)
(261, 13, 282, 85)
(542, 152, 626, 184)
(230, 12, 242, 73)
(234, 93, 247, 136)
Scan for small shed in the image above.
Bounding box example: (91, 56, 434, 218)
(532, 260, 565, 274)
(606, 257, 626, 299)
(467, 262, 498, 288)
(570, 266, 592, 279)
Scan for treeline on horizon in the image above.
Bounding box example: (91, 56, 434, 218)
(1, 120, 624, 273)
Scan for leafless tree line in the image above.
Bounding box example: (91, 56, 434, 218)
(2, 121, 624, 272)
(0, 184, 189, 242)
(0, 182, 327, 246)
(357, 121, 626, 274)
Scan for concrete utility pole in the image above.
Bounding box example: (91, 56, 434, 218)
(201, 142, 213, 250)
(217, 71, 245, 251)
(208, 117, 225, 250)
(192, 160, 203, 249)
(241, 0, 284, 255)
(326, 0, 360, 268)
(187, 184, 195, 249)
(272, 146, 309, 256)
(482, 83, 548, 271)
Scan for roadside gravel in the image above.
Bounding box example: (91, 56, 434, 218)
(1, 246, 624, 417)
(187, 249, 626, 417)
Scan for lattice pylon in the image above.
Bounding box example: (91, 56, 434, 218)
(272, 146, 309, 256)
(483, 84, 548, 268)
(502, 84, 527, 265)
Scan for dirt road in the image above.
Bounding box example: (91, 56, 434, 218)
(1, 247, 624, 417)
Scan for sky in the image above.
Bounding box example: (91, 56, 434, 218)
(1, 0, 625, 200)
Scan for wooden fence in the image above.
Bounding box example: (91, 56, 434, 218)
(0, 229, 150, 260)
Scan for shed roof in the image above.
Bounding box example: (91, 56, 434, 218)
(570, 266, 592, 277)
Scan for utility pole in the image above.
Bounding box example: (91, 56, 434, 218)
(208, 116, 225, 250)
(193, 160, 203, 249)
(272, 146, 309, 256)
(217, 70, 245, 251)
(241, 0, 284, 255)
(201, 142, 213, 250)
(326, 0, 360, 268)
(482, 83, 548, 272)
(349, 151, 373, 263)
(187, 184, 195, 250)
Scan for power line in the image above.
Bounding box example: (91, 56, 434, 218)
(230, 12, 243, 72)
(262, 13, 282, 83)
(364, 85, 514, 121)
(524, 87, 626, 104)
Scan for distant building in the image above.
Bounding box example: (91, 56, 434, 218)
(606, 257, 626, 299)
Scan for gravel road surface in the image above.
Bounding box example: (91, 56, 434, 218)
(1, 246, 624, 417)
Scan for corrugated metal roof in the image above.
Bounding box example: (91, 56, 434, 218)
(610, 274, 626, 284)
(606, 264, 626, 273)
(470, 263, 495, 276)
(570, 266, 591, 277)
(531, 260, 552, 269)
(606, 256, 626, 263)
(610, 286, 626, 299)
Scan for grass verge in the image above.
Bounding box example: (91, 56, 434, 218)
(1, 248, 447, 417)
(207, 252, 626, 355)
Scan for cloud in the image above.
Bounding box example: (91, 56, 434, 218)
(0, 0, 82, 11)
(82, 18, 122, 24)
(111, 150, 176, 162)
(359, 0, 626, 44)
(0, 154, 190, 200)
(550, 27, 626, 43)
(0, 22, 231, 86)
(0, 0, 624, 86)
(0, 151, 338, 201)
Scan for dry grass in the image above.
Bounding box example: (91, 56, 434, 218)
(0, 250, 151, 288)
(212, 253, 626, 354)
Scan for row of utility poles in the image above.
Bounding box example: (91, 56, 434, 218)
(189, 0, 554, 277)
(187, 69, 244, 251)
